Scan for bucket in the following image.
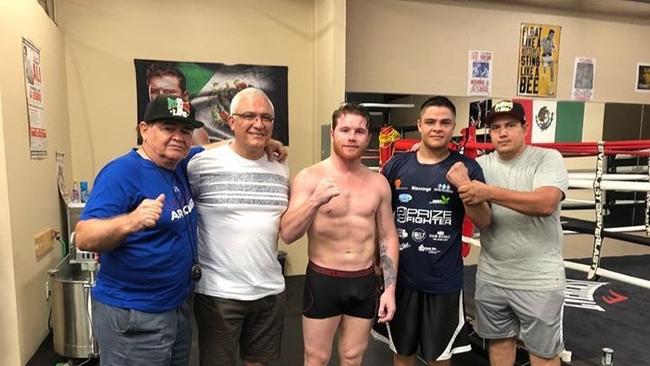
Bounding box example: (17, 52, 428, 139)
(49, 257, 97, 358)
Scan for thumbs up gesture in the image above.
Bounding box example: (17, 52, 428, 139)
(129, 193, 165, 231)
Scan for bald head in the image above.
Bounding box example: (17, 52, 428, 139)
(230, 87, 275, 115)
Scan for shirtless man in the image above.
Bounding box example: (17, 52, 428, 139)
(281, 103, 399, 366)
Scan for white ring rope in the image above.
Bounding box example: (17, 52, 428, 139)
(563, 225, 647, 234)
(569, 179, 650, 191)
(564, 199, 641, 205)
(613, 165, 648, 174)
(568, 173, 649, 181)
(461, 236, 650, 290)
(564, 261, 650, 289)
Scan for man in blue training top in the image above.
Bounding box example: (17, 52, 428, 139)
(382, 96, 490, 366)
(76, 94, 205, 366)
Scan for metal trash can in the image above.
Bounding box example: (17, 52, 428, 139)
(49, 256, 97, 359)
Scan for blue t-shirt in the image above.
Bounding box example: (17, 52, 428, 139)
(81, 146, 204, 312)
(382, 151, 485, 294)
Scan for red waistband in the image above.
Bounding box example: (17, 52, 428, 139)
(307, 261, 375, 278)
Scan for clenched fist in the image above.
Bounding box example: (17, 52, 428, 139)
(129, 193, 165, 231)
(446, 161, 470, 188)
(312, 178, 341, 205)
(458, 181, 491, 205)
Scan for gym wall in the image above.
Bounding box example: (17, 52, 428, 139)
(0, 1, 72, 364)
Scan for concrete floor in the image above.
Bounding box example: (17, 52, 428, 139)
(28, 275, 491, 366)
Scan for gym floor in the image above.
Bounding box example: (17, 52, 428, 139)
(28, 276, 490, 366)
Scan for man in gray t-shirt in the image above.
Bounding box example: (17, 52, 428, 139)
(446, 100, 567, 366)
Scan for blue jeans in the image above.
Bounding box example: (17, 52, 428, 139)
(92, 298, 192, 366)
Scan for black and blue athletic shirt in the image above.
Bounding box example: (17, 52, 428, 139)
(382, 151, 485, 294)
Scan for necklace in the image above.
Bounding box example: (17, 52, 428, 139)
(139, 147, 202, 282)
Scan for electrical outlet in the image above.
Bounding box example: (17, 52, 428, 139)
(34, 228, 56, 259)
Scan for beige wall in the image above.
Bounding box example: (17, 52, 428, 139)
(0, 0, 72, 364)
(281, 0, 347, 274)
(57, 0, 347, 275)
(346, 0, 650, 104)
(0, 88, 21, 366)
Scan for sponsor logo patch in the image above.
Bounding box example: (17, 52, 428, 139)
(396, 207, 452, 225)
(397, 228, 408, 239)
(429, 230, 451, 241)
(412, 229, 426, 242)
(399, 242, 411, 251)
(398, 193, 413, 203)
(418, 244, 440, 254)
(429, 195, 450, 205)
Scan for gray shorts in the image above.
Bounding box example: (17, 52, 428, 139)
(474, 279, 564, 358)
(194, 291, 286, 365)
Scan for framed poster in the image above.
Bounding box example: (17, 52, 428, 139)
(517, 24, 561, 97)
(467, 50, 493, 96)
(22, 38, 47, 159)
(636, 63, 650, 92)
(572, 57, 596, 101)
(134, 59, 289, 144)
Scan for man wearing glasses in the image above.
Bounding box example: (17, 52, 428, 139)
(188, 88, 289, 366)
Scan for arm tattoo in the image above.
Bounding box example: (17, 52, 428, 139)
(379, 241, 396, 288)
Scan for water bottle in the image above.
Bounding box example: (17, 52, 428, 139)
(80, 181, 89, 203)
(71, 180, 80, 203)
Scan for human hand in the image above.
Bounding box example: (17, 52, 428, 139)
(409, 141, 421, 152)
(446, 162, 470, 188)
(377, 290, 396, 323)
(312, 178, 341, 205)
(129, 194, 165, 231)
(265, 139, 288, 162)
(458, 181, 490, 205)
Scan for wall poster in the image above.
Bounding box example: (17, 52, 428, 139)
(517, 24, 561, 97)
(572, 57, 596, 101)
(636, 63, 650, 92)
(467, 50, 493, 96)
(22, 37, 47, 159)
(134, 59, 289, 144)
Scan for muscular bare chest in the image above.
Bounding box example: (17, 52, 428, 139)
(318, 179, 379, 219)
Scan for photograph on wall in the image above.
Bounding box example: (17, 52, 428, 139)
(468, 99, 492, 129)
(22, 37, 47, 159)
(572, 57, 596, 101)
(636, 63, 650, 92)
(517, 23, 561, 97)
(134, 59, 289, 144)
(467, 50, 493, 96)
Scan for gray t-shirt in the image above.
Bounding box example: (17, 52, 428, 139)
(477, 146, 568, 290)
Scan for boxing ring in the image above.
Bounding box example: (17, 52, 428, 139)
(375, 126, 650, 365)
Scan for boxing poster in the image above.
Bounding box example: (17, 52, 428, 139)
(572, 57, 596, 101)
(517, 24, 561, 97)
(636, 63, 650, 92)
(134, 59, 289, 144)
(467, 50, 493, 96)
(22, 37, 47, 159)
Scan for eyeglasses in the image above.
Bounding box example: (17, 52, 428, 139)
(231, 112, 274, 123)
